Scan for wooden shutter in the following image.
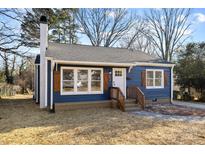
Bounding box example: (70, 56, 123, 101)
(54, 71, 60, 92)
(103, 72, 109, 92)
(141, 70, 146, 87)
(164, 71, 168, 87)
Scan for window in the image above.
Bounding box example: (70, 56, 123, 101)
(77, 70, 88, 92)
(115, 70, 122, 76)
(91, 70, 101, 92)
(61, 67, 103, 95)
(62, 69, 74, 92)
(146, 69, 164, 89)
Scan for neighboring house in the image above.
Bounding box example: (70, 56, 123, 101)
(34, 16, 175, 112)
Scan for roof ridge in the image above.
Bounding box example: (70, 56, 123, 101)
(48, 42, 128, 51)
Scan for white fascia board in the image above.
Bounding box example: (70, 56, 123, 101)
(53, 60, 135, 67)
(134, 62, 175, 67)
(52, 59, 174, 67)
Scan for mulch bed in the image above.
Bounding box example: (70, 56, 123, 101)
(145, 103, 205, 116)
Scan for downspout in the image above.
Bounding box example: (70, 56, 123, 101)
(128, 65, 133, 73)
(171, 65, 175, 103)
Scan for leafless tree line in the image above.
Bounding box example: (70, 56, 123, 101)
(0, 9, 33, 85)
(76, 8, 192, 62)
(0, 8, 192, 85)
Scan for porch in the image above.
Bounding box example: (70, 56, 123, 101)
(54, 86, 145, 112)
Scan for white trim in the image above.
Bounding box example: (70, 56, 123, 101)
(52, 59, 175, 67)
(60, 67, 103, 95)
(54, 60, 134, 67)
(124, 68, 127, 98)
(135, 62, 175, 67)
(112, 68, 127, 98)
(171, 65, 174, 103)
(146, 69, 164, 89)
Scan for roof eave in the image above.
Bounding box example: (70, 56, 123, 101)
(53, 60, 135, 67)
(134, 62, 175, 67)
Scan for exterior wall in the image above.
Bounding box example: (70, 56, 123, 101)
(53, 64, 113, 103)
(48, 64, 171, 104)
(127, 66, 171, 103)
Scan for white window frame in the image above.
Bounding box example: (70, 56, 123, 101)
(60, 67, 103, 95)
(146, 69, 164, 89)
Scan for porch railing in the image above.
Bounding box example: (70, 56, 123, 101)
(127, 86, 145, 109)
(110, 87, 125, 112)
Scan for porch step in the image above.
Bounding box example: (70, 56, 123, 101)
(125, 99, 137, 104)
(124, 99, 141, 112)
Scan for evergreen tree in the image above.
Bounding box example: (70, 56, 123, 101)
(175, 42, 205, 97)
(21, 8, 78, 47)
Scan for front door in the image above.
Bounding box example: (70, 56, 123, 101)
(112, 68, 126, 98)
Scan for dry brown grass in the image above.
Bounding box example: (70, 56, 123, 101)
(0, 95, 205, 144)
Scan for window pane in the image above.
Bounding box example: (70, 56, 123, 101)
(63, 69, 74, 80)
(147, 79, 154, 86)
(147, 71, 153, 78)
(91, 70, 101, 80)
(91, 81, 101, 91)
(77, 81, 88, 91)
(115, 70, 122, 76)
(155, 79, 162, 86)
(78, 70, 88, 80)
(155, 71, 162, 78)
(63, 81, 74, 92)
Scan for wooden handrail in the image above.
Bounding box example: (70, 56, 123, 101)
(135, 87, 145, 109)
(127, 86, 145, 109)
(110, 87, 125, 112)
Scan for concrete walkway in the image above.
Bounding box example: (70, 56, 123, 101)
(131, 101, 205, 123)
(172, 101, 205, 110)
(132, 110, 205, 123)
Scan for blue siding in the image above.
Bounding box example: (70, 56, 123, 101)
(53, 65, 113, 103)
(47, 60, 51, 106)
(52, 64, 171, 103)
(127, 66, 171, 101)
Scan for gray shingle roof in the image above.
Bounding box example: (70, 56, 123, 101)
(45, 42, 163, 64)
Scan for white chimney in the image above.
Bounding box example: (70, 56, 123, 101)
(40, 16, 48, 108)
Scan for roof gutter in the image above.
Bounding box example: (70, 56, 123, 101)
(53, 60, 135, 67)
(134, 62, 175, 67)
(50, 58, 175, 68)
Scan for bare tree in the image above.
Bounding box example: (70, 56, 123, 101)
(120, 17, 156, 55)
(0, 9, 32, 84)
(76, 8, 135, 47)
(144, 8, 192, 62)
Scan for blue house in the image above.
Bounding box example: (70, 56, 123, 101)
(34, 16, 175, 112)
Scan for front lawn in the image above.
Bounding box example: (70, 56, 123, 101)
(0, 95, 205, 144)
